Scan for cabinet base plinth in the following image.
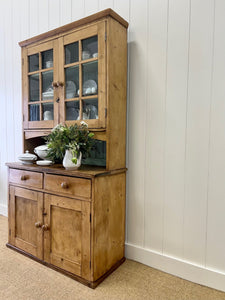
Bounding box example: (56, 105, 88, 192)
(6, 243, 126, 289)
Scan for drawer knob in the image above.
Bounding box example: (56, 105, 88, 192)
(61, 182, 68, 189)
(20, 175, 28, 181)
(42, 224, 49, 231)
(35, 222, 42, 228)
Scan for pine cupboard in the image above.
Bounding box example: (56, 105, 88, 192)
(6, 9, 128, 288)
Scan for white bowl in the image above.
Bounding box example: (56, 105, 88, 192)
(18, 150, 37, 164)
(34, 145, 49, 160)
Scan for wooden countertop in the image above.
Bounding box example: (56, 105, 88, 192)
(6, 162, 127, 179)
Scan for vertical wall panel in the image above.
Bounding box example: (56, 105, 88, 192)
(38, 0, 49, 33)
(20, 0, 29, 40)
(0, 1, 7, 212)
(29, 0, 39, 36)
(114, 0, 130, 21)
(60, 0, 72, 25)
(144, 0, 168, 252)
(99, 0, 114, 10)
(71, 0, 85, 21)
(84, 0, 99, 16)
(163, 0, 190, 258)
(4, 0, 14, 162)
(183, 0, 215, 266)
(49, 0, 60, 30)
(12, 0, 23, 160)
(206, 0, 225, 272)
(127, 0, 148, 246)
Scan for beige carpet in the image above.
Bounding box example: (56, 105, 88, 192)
(1, 216, 225, 300)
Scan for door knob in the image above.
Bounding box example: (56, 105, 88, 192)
(42, 224, 49, 231)
(61, 182, 68, 189)
(20, 175, 28, 181)
(35, 222, 42, 228)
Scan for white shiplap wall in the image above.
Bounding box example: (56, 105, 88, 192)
(1, 0, 225, 292)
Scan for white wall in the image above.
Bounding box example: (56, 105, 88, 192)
(1, 0, 225, 292)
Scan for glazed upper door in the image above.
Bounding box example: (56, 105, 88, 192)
(8, 186, 43, 259)
(23, 40, 59, 129)
(43, 194, 91, 280)
(58, 21, 106, 129)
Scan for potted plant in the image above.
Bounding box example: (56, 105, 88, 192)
(45, 122, 94, 170)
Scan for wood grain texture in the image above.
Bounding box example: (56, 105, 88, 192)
(106, 18, 127, 170)
(44, 174, 91, 199)
(92, 172, 126, 280)
(9, 169, 43, 189)
(9, 186, 43, 259)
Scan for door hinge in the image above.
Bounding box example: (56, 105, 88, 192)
(105, 32, 107, 41)
(105, 108, 107, 118)
(90, 213, 92, 223)
(43, 212, 47, 216)
(9, 194, 10, 201)
(89, 261, 91, 269)
(9, 229, 11, 236)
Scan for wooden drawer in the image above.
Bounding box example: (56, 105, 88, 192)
(44, 174, 91, 199)
(9, 169, 43, 189)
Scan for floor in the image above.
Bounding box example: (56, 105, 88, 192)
(1, 215, 225, 300)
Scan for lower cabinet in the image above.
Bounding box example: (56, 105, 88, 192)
(9, 187, 91, 280)
(7, 164, 126, 288)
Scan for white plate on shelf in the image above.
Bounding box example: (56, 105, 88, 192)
(36, 160, 53, 166)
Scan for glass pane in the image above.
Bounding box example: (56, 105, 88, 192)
(29, 104, 40, 121)
(65, 101, 80, 121)
(65, 66, 79, 98)
(42, 71, 53, 100)
(82, 61, 98, 96)
(82, 36, 98, 59)
(65, 42, 79, 64)
(29, 74, 39, 102)
(42, 49, 53, 69)
(42, 103, 54, 120)
(82, 140, 106, 166)
(82, 98, 98, 120)
(28, 54, 39, 72)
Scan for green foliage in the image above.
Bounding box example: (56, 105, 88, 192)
(45, 122, 94, 163)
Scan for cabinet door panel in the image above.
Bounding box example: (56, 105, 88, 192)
(23, 40, 59, 129)
(9, 186, 43, 259)
(44, 194, 91, 280)
(59, 21, 106, 129)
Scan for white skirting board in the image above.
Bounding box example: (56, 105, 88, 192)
(0, 204, 7, 217)
(125, 243, 225, 293)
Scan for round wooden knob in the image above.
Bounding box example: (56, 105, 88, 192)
(61, 182, 68, 189)
(20, 175, 27, 181)
(42, 224, 49, 231)
(52, 81, 58, 88)
(52, 81, 64, 88)
(35, 222, 42, 228)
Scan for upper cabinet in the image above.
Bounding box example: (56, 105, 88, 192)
(20, 9, 128, 170)
(23, 22, 106, 130)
